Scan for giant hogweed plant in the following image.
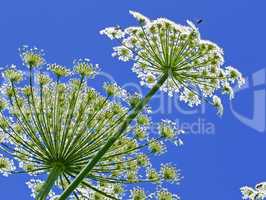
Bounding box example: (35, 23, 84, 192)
(0, 11, 244, 200)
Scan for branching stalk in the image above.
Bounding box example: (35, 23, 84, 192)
(58, 73, 168, 200)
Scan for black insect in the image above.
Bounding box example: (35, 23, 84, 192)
(195, 19, 203, 25)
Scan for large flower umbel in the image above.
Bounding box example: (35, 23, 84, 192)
(100, 11, 245, 115)
(0, 46, 183, 200)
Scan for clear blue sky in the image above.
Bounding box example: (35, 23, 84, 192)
(0, 0, 265, 199)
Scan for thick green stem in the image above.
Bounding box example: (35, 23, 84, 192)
(58, 73, 168, 200)
(37, 163, 64, 200)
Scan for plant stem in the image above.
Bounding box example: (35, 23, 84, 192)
(58, 73, 168, 200)
(37, 163, 64, 200)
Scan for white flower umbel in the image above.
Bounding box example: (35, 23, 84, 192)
(241, 183, 266, 200)
(0, 46, 184, 200)
(100, 10, 245, 116)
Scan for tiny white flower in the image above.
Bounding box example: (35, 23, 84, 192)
(100, 26, 125, 40)
(112, 46, 133, 61)
(180, 89, 201, 107)
(129, 10, 150, 25)
(212, 95, 224, 116)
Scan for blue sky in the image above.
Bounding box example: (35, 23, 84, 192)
(0, 0, 266, 199)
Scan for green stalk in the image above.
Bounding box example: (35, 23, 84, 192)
(37, 163, 64, 200)
(58, 73, 168, 200)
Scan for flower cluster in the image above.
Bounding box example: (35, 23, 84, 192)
(26, 179, 55, 199)
(100, 27, 125, 40)
(0, 154, 16, 176)
(100, 11, 245, 115)
(129, 187, 180, 200)
(48, 64, 71, 77)
(74, 58, 100, 78)
(241, 182, 266, 200)
(158, 119, 184, 146)
(19, 45, 45, 68)
(2, 65, 23, 83)
(0, 46, 183, 199)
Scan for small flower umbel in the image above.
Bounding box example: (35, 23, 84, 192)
(74, 58, 100, 78)
(101, 10, 245, 115)
(0, 47, 183, 200)
(19, 45, 45, 68)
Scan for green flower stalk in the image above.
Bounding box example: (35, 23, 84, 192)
(59, 11, 244, 199)
(0, 46, 183, 199)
